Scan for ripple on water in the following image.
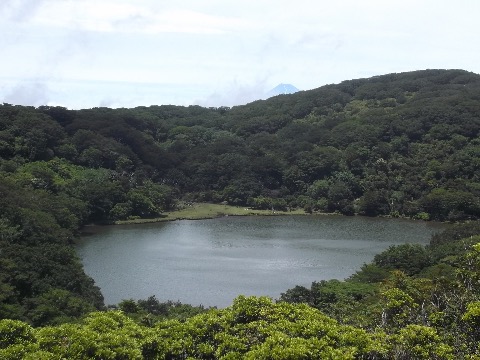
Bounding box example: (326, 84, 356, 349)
(76, 215, 447, 307)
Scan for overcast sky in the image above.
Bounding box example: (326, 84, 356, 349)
(1, 0, 479, 109)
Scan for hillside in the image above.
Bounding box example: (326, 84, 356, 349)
(1, 69, 480, 358)
(3, 69, 478, 222)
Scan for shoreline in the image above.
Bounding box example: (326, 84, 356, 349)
(107, 202, 444, 226)
(112, 203, 311, 225)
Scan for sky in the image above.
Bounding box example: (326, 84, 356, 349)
(1, 0, 480, 109)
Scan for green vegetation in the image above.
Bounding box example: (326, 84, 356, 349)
(280, 223, 480, 356)
(0, 295, 455, 359)
(3, 224, 480, 358)
(1, 69, 480, 357)
(2, 69, 479, 224)
(115, 202, 307, 224)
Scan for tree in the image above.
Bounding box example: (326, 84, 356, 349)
(279, 285, 312, 304)
(373, 244, 432, 275)
(389, 324, 453, 359)
(421, 188, 480, 221)
(358, 190, 390, 216)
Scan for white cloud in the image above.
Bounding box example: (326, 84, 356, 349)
(1, 0, 480, 108)
(196, 77, 271, 108)
(23, 1, 249, 35)
(0, 0, 46, 22)
(3, 81, 50, 106)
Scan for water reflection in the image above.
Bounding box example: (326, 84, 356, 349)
(77, 215, 445, 307)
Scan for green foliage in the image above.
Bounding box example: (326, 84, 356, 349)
(2, 69, 480, 219)
(389, 324, 454, 359)
(381, 287, 418, 328)
(34, 312, 145, 359)
(358, 190, 390, 216)
(112, 181, 173, 220)
(421, 188, 480, 221)
(282, 223, 480, 357)
(1, 70, 480, 356)
(349, 263, 390, 283)
(0, 297, 389, 359)
(278, 285, 312, 304)
(0, 175, 104, 325)
(0, 319, 35, 348)
(150, 296, 386, 359)
(462, 301, 480, 341)
(373, 243, 432, 275)
(26, 288, 96, 326)
(280, 280, 380, 328)
(429, 222, 480, 248)
(114, 296, 208, 325)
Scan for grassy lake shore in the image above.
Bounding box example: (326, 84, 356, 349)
(114, 203, 308, 225)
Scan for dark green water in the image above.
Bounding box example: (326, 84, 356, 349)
(77, 215, 446, 307)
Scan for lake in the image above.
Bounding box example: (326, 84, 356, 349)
(77, 215, 446, 307)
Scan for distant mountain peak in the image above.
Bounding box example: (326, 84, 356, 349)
(267, 83, 299, 97)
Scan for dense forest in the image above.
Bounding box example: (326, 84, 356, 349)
(1, 69, 480, 358)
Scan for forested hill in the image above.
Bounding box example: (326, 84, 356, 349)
(1, 69, 480, 328)
(2, 69, 479, 222)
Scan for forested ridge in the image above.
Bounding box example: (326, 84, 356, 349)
(1, 69, 480, 358)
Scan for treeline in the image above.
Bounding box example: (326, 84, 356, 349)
(0, 177, 104, 325)
(0, 296, 449, 359)
(1, 69, 479, 224)
(2, 223, 480, 359)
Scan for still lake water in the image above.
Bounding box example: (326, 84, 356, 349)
(77, 215, 446, 307)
